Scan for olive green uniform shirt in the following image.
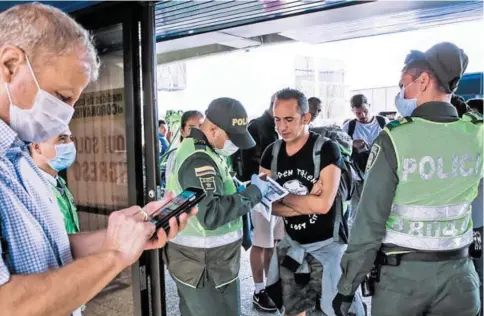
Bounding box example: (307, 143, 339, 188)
(337, 102, 461, 295)
(164, 129, 262, 288)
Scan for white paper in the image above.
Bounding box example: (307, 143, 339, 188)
(72, 309, 82, 316)
(253, 176, 288, 221)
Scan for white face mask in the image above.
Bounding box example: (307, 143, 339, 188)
(5, 56, 74, 143)
(395, 76, 422, 117)
(215, 139, 239, 157)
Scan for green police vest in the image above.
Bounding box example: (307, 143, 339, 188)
(383, 113, 483, 251)
(166, 137, 242, 248)
(51, 177, 80, 234)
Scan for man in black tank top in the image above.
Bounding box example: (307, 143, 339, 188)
(261, 88, 365, 316)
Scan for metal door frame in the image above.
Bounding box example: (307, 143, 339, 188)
(74, 2, 163, 316)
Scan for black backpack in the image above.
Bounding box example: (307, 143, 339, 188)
(309, 126, 364, 202)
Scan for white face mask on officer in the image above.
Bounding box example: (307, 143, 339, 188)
(5, 55, 74, 143)
(215, 139, 239, 157)
(211, 126, 239, 157)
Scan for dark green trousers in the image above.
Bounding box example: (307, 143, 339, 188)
(175, 275, 241, 316)
(372, 258, 480, 316)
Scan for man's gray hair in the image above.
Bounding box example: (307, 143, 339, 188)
(0, 3, 100, 81)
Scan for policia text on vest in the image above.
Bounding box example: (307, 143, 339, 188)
(401, 153, 481, 181)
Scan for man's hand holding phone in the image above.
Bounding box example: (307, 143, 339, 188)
(353, 139, 369, 151)
(101, 193, 198, 269)
(145, 192, 198, 250)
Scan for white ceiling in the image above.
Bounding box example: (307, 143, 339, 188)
(156, 1, 483, 55)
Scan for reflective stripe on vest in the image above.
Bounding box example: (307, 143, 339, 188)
(170, 229, 243, 248)
(390, 202, 471, 220)
(166, 137, 242, 248)
(383, 202, 473, 251)
(383, 227, 473, 251)
(383, 117, 483, 251)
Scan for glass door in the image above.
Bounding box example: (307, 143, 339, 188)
(68, 3, 162, 316)
(68, 22, 135, 316)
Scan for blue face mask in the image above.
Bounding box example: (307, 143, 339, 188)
(395, 77, 422, 117)
(394, 88, 416, 117)
(48, 142, 77, 172)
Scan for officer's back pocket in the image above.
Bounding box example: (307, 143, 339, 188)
(377, 265, 416, 296)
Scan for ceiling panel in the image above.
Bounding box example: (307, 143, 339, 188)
(280, 1, 483, 44)
(154, 0, 356, 41)
(155, 0, 483, 46)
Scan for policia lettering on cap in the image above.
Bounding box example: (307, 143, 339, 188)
(333, 42, 483, 316)
(163, 97, 269, 316)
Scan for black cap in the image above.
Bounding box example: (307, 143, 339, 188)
(424, 42, 469, 93)
(205, 97, 255, 149)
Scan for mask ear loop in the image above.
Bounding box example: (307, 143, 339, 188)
(4, 53, 40, 109)
(402, 75, 423, 100)
(25, 55, 41, 91)
(4, 82, 14, 104)
(414, 76, 426, 106)
(52, 143, 59, 161)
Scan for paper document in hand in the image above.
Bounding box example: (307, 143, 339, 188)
(261, 176, 288, 208)
(254, 177, 288, 221)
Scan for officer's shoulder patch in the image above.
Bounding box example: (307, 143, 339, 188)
(194, 165, 216, 177)
(199, 176, 216, 192)
(463, 111, 483, 124)
(366, 144, 381, 172)
(386, 117, 413, 131)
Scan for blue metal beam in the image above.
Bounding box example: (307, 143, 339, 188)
(0, 1, 101, 14)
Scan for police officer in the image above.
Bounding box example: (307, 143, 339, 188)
(333, 42, 482, 316)
(164, 97, 269, 316)
(30, 129, 79, 234)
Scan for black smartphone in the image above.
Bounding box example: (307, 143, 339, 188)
(149, 187, 206, 233)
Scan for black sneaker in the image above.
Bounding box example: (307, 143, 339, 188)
(253, 290, 278, 313)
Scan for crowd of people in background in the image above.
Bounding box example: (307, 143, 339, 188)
(156, 46, 483, 316)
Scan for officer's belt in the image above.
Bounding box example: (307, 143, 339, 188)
(379, 247, 468, 265)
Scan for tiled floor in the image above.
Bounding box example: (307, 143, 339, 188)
(84, 248, 372, 316)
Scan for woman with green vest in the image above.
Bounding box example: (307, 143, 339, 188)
(30, 129, 79, 234)
(333, 42, 482, 316)
(164, 110, 204, 182)
(164, 97, 269, 316)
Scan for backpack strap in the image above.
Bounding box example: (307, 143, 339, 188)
(313, 134, 326, 179)
(332, 197, 346, 244)
(270, 140, 283, 180)
(376, 115, 387, 128)
(347, 119, 357, 139)
(311, 134, 348, 244)
(463, 111, 484, 124)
